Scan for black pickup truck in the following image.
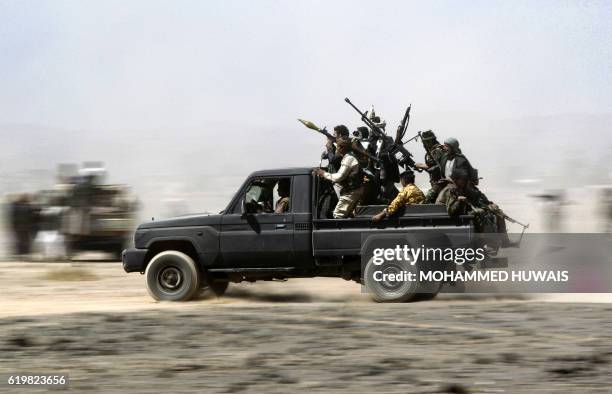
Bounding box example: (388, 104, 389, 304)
(122, 167, 481, 302)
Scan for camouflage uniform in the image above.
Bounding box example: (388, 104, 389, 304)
(385, 184, 425, 216)
(423, 143, 445, 203)
(436, 183, 468, 216)
(438, 182, 505, 249)
(419, 131, 446, 203)
(437, 183, 489, 224)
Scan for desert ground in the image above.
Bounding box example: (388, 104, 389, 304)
(1, 260, 612, 393)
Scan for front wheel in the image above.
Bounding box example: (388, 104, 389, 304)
(145, 251, 200, 301)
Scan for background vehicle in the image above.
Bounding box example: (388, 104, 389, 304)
(31, 164, 138, 260)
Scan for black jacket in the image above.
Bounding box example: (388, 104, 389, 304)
(439, 152, 477, 182)
(322, 146, 342, 173)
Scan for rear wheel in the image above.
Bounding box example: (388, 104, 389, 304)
(145, 251, 200, 301)
(363, 256, 442, 303)
(362, 234, 448, 303)
(363, 256, 420, 302)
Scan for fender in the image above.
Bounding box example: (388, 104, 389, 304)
(144, 226, 221, 266)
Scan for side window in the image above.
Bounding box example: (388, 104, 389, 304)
(241, 177, 291, 214)
(245, 184, 264, 206)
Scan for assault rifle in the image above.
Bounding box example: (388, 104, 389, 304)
(395, 105, 411, 144)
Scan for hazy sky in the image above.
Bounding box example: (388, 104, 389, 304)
(1, 0, 611, 220)
(1, 0, 611, 132)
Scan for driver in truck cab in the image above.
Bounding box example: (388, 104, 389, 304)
(274, 178, 291, 214)
(313, 137, 364, 218)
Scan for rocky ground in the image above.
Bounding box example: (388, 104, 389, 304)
(1, 261, 612, 393)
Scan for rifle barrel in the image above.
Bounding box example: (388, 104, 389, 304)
(402, 133, 420, 145)
(344, 98, 385, 138)
(504, 215, 529, 229)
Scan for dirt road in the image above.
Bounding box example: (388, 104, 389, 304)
(1, 261, 611, 393)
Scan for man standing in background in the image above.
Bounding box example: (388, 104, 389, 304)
(10, 194, 36, 257)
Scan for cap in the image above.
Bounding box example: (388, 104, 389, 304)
(443, 137, 460, 151)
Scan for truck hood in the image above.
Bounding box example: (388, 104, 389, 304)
(138, 213, 222, 229)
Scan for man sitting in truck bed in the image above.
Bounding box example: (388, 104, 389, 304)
(437, 168, 510, 252)
(371, 170, 425, 222)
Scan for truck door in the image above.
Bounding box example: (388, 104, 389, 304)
(220, 177, 294, 267)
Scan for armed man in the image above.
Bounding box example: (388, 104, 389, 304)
(322, 125, 350, 174)
(415, 130, 446, 203)
(417, 136, 476, 181)
(372, 170, 425, 222)
(436, 169, 496, 251)
(469, 169, 514, 247)
(436, 169, 470, 213)
(437, 169, 512, 252)
(438, 137, 477, 182)
(351, 126, 379, 205)
(312, 137, 364, 218)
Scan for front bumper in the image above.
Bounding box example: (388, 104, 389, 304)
(122, 248, 148, 273)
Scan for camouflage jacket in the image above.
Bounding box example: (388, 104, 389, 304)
(386, 184, 425, 216)
(438, 183, 500, 219)
(436, 183, 472, 217)
(424, 144, 445, 182)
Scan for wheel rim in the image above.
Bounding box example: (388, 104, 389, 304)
(365, 256, 419, 301)
(158, 266, 183, 292)
(378, 262, 405, 292)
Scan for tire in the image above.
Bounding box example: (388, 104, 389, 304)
(362, 233, 449, 303)
(363, 256, 420, 302)
(145, 251, 200, 301)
